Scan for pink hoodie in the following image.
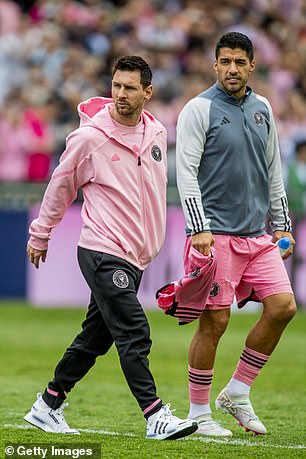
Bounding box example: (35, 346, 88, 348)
(28, 97, 168, 270)
(156, 237, 217, 325)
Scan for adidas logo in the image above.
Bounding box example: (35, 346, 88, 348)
(221, 116, 230, 125)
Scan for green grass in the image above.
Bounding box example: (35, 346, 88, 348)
(0, 302, 305, 459)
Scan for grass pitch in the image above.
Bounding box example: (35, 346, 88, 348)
(0, 302, 305, 458)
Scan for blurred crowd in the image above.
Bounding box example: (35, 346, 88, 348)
(0, 0, 306, 214)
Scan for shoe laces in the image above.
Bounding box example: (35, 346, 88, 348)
(161, 403, 177, 420)
(54, 402, 69, 424)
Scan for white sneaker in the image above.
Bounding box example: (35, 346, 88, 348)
(146, 404, 198, 440)
(215, 387, 267, 435)
(24, 393, 80, 434)
(193, 414, 233, 437)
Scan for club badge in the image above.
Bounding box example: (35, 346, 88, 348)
(189, 268, 201, 278)
(254, 111, 264, 126)
(151, 145, 162, 162)
(113, 270, 129, 289)
(209, 281, 220, 297)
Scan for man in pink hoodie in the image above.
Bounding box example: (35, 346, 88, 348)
(24, 56, 198, 440)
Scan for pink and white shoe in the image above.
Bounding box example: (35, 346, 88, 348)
(215, 387, 267, 435)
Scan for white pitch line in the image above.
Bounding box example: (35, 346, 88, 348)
(3, 424, 306, 450)
(186, 435, 306, 449)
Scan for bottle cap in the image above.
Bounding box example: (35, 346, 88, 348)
(277, 237, 290, 250)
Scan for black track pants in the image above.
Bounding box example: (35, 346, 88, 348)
(44, 247, 161, 414)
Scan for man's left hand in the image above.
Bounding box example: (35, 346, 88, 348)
(272, 230, 295, 260)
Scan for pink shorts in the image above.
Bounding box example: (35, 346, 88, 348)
(203, 234, 293, 309)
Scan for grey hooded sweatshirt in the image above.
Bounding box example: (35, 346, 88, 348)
(176, 83, 291, 237)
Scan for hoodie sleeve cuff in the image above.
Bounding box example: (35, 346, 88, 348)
(28, 218, 51, 251)
(28, 235, 49, 251)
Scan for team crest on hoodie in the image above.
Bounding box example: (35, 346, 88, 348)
(151, 145, 162, 162)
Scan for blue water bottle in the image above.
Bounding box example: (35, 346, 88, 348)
(277, 237, 290, 257)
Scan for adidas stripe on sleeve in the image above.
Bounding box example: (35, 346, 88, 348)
(176, 97, 211, 234)
(256, 95, 292, 233)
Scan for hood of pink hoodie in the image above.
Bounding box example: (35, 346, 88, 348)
(78, 97, 113, 126)
(78, 96, 158, 127)
(77, 97, 162, 151)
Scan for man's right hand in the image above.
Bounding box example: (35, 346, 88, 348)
(27, 243, 47, 269)
(191, 232, 214, 256)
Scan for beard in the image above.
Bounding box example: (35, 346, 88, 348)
(223, 76, 248, 96)
(114, 102, 134, 116)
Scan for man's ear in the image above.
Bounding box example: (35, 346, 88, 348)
(249, 59, 255, 74)
(144, 85, 153, 101)
(213, 60, 218, 74)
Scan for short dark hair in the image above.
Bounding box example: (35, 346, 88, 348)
(215, 32, 254, 61)
(296, 139, 306, 153)
(112, 56, 152, 88)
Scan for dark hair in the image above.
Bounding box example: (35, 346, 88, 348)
(215, 32, 254, 61)
(112, 56, 152, 88)
(296, 139, 306, 153)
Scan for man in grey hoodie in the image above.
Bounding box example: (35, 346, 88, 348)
(176, 32, 296, 437)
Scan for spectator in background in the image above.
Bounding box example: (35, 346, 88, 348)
(0, 95, 32, 182)
(0, 90, 57, 182)
(0, 0, 21, 35)
(23, 96, 57, 182)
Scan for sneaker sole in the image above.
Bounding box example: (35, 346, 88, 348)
(195, 427, 233, 437)
(24, 412, 54, 433)
(237, 420, 266, 435)
(164, 422, 198, 440)
(24, 412, 80, 435)
(146, 422, 198, 441)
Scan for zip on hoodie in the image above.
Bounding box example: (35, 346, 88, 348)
(133, 145, 147, 259)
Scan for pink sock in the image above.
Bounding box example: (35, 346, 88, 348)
(233, 346, 269, 386)
(188, 365, 213, 404)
